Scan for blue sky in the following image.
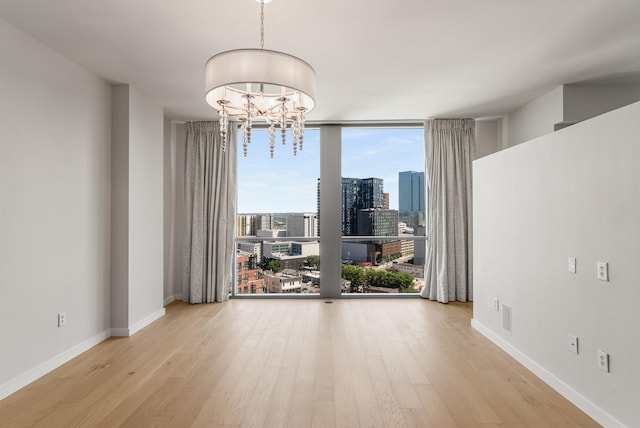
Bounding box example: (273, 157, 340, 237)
(237, 127, 424, 213)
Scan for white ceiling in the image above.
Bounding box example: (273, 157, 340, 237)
(1, 0, 639, 122)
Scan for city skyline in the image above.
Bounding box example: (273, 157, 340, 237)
(237, 127, 425, 213)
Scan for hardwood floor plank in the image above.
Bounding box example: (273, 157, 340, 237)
(237, 366, 279, 428)
(312, 308, 334, 402)
(373, 380, 411, 428)
(401, 407, 435, 428)
(352, 363, 385, 426)
(311, 400, 336, 428)
(286, 383, 313, 428)
(261, 367, 296, 427)
(0, 300, 600, 428)
(413, 383, 460, 428)
(331, 306, 359, 428)
(392, 382, 423, 409)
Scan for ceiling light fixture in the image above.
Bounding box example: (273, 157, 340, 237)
(205, 0, 316, 157)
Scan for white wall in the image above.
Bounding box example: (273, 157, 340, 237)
(164, 122, 186, 301)
(0, 18, 166, 398)
(502, 84, 640, 150)
(503, 86, 563, 148)
(111, 85, 130, 330)
(128, 87, 164, 329)
(475, 119, 501, 159)
(473, 101, 640, 427)
(111, 84, 165, 336)
(0, 18, 111, 397)
(563, 84, 640, 124)
(163, 118, 174, 303)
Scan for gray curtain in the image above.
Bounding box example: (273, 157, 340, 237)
(421, 119, 474, 303)
(183, 121, 237, 303)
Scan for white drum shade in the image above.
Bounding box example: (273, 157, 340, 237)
(205, 49, 316, 114)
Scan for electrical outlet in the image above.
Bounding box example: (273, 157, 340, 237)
(568, 334, 579, 354)
(568, 257, 576, 273)
(58, 312, 66, 327)
(597, 350, 609, 372)
(493, 298, 500, 311)
(597, 262, 609, 281)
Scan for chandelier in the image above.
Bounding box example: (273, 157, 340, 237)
(205, 0, 316, 157)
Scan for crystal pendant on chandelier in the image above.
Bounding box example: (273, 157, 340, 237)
(204, 0, 316, 157)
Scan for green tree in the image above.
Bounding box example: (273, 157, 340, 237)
(341, 264, 365, 293)
(395, 272, 415, 292)
(365, 269, 390, 288)
(364, 269, 415, 291)
(306, 255, 320, 269)
(267, 259, 282, 273)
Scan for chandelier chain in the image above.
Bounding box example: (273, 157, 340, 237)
(260, 0, 265, 49)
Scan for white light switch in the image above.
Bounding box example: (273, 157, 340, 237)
(568, 334, 578, 354)
(597, 262, 609, 281)
(568, 257, 576, 273)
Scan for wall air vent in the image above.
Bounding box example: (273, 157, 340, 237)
(502, 304, 512, 333)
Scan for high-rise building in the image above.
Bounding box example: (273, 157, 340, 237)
(258, 214, 274, 231)
(359, 178, 384, 210)
(287, 213, 317, 237)
(341, 177, 359, 236)
(382, 192, 390, 209)
(237, 214, 259, 236)
(237, 214, 277, 236)
(398, 171, 425, 213)
(357, 208, 399, 236)
(341, 177, 384, 236)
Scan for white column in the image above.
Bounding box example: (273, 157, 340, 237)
(319, 125, 342, 298)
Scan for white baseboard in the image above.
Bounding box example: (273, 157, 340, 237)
(111, 307, 165, 337)
(471, 319, 625, 428)
(0, 330, 110, 401)
(109, 327, 130, 337)
(162, 293, 184, 305)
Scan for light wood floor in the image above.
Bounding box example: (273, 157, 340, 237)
(0, 299, 599, 427)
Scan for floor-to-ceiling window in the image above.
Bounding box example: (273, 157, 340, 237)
(340, 126, 425, 295)
(234, 124, 425, 297)
(236, 128, 321, 295)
